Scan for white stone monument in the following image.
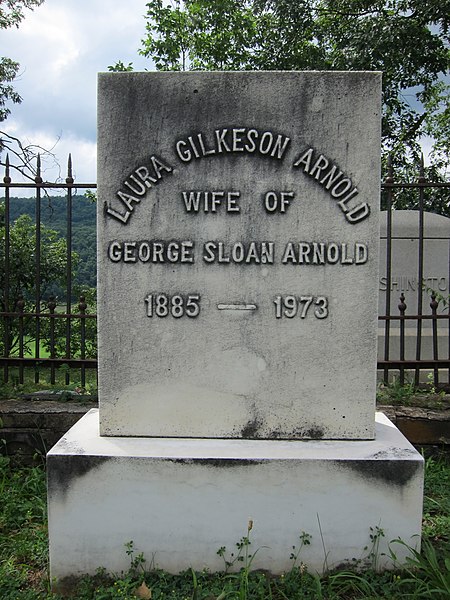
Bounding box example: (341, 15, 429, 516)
(378, 210, 450, 366)
(47, 72, 424, 589)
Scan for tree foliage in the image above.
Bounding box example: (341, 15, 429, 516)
(1, 1, 48, 182)
(7, 195, 97, 289)
(0, 0, 44, 122)
(0, 56, 21, 123)
(140, 0, 450, 173)
(0, 0, 43, 29)
(40, 286, 97, 360)
(0, 204, 76, 355)
(0, 196, 98, 359)
(108, 60, 134, 72)
(0, 210, 71, 308)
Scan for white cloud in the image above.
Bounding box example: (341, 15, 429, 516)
(2, 119, 96, 187)
(18, 5, 81, 80)
(2, 0, 151, 187)
(420, 136, 434, 166)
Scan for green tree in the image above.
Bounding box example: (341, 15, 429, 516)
(108, 60, 134, 72)
(140, 0, 450, 173)
(0, 1, 44, 123)
(40, 287, 97, 360)
(1, 1, 46, 179)
(0, 206, 75, 356)
(0, 56, 21, 124)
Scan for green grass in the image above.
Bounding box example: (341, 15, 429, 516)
(422, 453, 450, 549)
(0, 367, 97, 400)
(0, 460, 49, 599)
(0, 451, 449, 599)
(20, 337, 51, 359)
(376, 379, 450, 411)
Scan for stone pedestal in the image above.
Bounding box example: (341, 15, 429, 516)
(48, 71, 424, 588)
(47, 410, 423, 585)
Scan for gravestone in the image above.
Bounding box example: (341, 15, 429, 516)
(97, 71, 380, 440)
(378, 210, 449, 364)
(47, 72, 424, 588)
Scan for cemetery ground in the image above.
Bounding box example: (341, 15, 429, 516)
(0, 419, 448, 599)
(0, 370, 449, 598)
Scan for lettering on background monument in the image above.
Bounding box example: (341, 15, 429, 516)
(97, 72, 382, 440)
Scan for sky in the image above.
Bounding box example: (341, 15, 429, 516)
(2, 0, 440, 188)
(2, 0, 151, 185)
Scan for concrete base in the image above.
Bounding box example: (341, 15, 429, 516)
(47, 411, 424, 584)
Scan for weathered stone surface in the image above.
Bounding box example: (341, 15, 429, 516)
(97, 71, 381, 439)
(47, 410, 423, 583)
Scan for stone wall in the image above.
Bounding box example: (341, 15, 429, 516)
(0, 400, 96, 465)
(1, 399, 448, 464)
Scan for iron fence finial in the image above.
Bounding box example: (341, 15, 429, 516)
(4, 154, 11, 184)
(418, 153, 426, 183)
(66, 154, 74, 185)
(385, 154, 394, 184)
(35, 153, 43, 184)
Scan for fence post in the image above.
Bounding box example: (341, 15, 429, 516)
(398, 293, 407, 386)
(65, 155, 74, 385)
(383, 155, 394, 384)
(414, 155, 426, 387)
(34, 155, 42, 383)
(79, 295, 87, 387)
(3, 156, 11, 383)
(48, 295, 57, 384)
(430, 292, 439, 388)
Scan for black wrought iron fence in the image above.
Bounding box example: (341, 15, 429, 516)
(1, 155, 449, 390)
(380, 157, 450, 389)
(0, 155, 97, 388)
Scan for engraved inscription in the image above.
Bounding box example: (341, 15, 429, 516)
(106, 125, 373, 335)
(203, 241, 275, 264)
(293, 147, 370, 224)
(182, 191, 241, 213)
(281, 242, 367, 265)
(264, 191, 295, 213)
(105, 128, 372, 226)
(274, 295, 329, 319)
(106, 156, 173, 224)
(145, 293, 201, 318)
(108, 240, 195, 263)
(143, 294, 330, 320)
(217, 303, 257, 311)
(379, 276, 448, 292)
(107, 240, 369, 266)
(175, 128, 291, 163)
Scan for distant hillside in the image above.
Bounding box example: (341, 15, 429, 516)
(5, 195, 97, 289)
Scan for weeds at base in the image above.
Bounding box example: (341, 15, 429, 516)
(376, 376, 450, 410)
(0, 367, 98, 401)
(1, 453, 449, 599)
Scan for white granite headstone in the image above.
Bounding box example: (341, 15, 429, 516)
(379, 210, 449, 312)
(378, 210, 450, 361)
(97, 71, 381, 439)
(48, 73, 425, 587)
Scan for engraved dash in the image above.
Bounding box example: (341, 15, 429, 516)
(217, 303, 257, 311)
